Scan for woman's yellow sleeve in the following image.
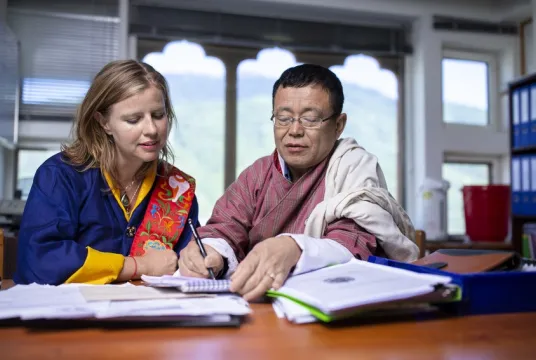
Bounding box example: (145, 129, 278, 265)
(65, 247, 125, 284)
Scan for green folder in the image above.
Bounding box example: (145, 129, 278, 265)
(267, 285, 462, 323)
(266, 260, 463, 323)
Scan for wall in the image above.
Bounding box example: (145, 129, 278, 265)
(525, 22, 534, 75)
(247, 0, 516, 22)
(0, 0, 7, 198)
(522, 1, 536, 75)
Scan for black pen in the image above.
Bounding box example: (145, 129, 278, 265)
(187, 218, 216, 280)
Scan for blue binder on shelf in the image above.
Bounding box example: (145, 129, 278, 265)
(529, 84, 536, 146)
(513, 89, 520, 148)
(522, 155, 531, 215)
(368, 256, 536, 316)
(531, 155, 536, 216)
(521, 86, 530, 147)
(512, 156, 522, 215)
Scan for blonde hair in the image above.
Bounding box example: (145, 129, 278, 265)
(62, 60, 175, 190)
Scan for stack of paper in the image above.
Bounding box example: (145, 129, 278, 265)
(0, 282, 250, 327)
(269, 259, 459, 324)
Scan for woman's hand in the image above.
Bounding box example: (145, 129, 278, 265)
(137, 248, 178, 276)
(178, 241, 224, 278)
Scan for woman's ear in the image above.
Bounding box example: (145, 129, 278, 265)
(95, 112, 112, 135)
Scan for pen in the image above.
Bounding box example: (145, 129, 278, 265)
(187, 218, 216, 280)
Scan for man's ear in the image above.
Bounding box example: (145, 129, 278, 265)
(335, 113, 347, 137)
(95, 112, 112, 135)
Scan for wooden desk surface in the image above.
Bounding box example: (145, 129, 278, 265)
(2, 281, 536, 359)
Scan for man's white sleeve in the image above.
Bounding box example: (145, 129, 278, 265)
(278, 234, 354, 275)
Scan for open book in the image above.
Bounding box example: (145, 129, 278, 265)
(268, 259, 461, 323)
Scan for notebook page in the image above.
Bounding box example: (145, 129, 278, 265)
(140, 274, 198, 287)
(275, 259, 452, 314)
(141, 275, 231, 292)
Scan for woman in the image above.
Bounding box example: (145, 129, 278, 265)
(14, 60, 199, 285)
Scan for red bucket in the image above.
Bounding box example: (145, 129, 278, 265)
(462, 185, 510, 242)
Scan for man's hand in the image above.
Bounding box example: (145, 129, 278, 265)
(230, 236, 302, 301)
(178, 241, 224, 278)
(137, 249, 178, 276)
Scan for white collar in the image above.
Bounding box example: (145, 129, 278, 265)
(277, 152, 292, 181)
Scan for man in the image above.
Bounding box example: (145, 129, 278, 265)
(179, 64, 418, 300)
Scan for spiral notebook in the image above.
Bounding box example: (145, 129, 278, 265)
(141, 275, 231, 293)
(522, 257, 536, 271)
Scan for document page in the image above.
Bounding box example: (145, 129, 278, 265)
(275, 259, 452, 314)
(78, 284, 211, 302)
(0, 284, 89, 320)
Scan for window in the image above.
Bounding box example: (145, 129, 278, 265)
(442, 54, 491, 126)
(7, 9, 119, 118)
(330, 55, 400, 199)
(236, 48, 298, 174)
(143, 41, 225, 225)
(17, 148, 61, 199)
(0, 20, 18, 145)
(442, 162, 491, 235)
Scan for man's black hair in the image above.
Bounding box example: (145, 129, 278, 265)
(272, 63, 344, 115)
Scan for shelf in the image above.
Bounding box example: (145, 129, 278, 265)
(509, 73, 536, 89)
(512, 215, 536, 221)
(512, 146, 536, 155)
(424, 241, 513, 251)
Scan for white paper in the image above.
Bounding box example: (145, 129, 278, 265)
(78, 284, 212, 302)
(272, 300, 285, 319)
(19, 302, 112, 320)
(94, 295, 251, 318)
(274, 259, 452, 315)
(0, 284, 88, 319)
(0, 283, 250, 321)
(273, 298, 317, 324)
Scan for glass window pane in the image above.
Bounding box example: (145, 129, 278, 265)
(143, 41, 225, 225)
(17, 148, 60, 199)
(236, 48, 298, 174)
(442, 58, 489, 126)
(442, 162, 490, 235)
(331, 55, 399, 199)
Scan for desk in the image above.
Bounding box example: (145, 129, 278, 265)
(1, 280, 536, 360)
(415, 231, 514, 258)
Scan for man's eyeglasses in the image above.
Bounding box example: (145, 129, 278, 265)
(270, 113, 336, 129)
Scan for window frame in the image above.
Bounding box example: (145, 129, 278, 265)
(442, 156, 495, 236)
(139, 40, 408, 205)
(441, 49, 498, 129)
(15, 144, 62, 199)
